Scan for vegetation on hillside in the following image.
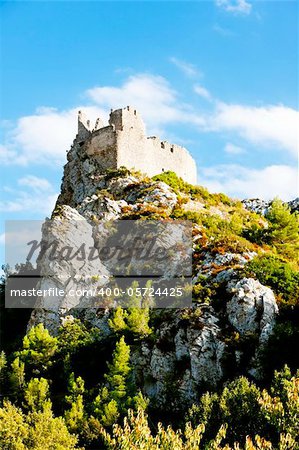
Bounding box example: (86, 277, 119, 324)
(0, 170, 298, 449)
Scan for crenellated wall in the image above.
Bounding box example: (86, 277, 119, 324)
(75, 106, 197, 184)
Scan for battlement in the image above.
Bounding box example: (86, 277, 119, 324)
(75, 106, 197, 184)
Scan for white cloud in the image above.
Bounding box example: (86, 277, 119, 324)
(10, 107, 77, 165)
(87, 74, 203, 132)
(0, 175, 58, 215)
(169, 57, 199, 78)
(0, 192, 57, 214)
(18, 175, 52, 192)
(199, 164, 298, 201)
(215, 0, 252, 15)
(0, 233, 5, 245)
(208, 103, 299, 157)
(224, 142, 246, 155)
(2, 105, 106, 166)
(194, 85, 212, 101)
(0, 144, 17, 164)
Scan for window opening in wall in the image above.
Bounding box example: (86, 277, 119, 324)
(170, 147, 174, 153)
(161, 142, 165, 149)
(162, 168, 164, 172)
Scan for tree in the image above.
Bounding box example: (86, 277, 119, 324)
(58, 318, 99, 355)
(245, 255, 299, 306)
(0, 351, 7, 390)
(93, 336, 132, 426)
(93, 387, 120, 427)
(265, 199, 299, 258)
(16, 323, 58, 374)
(109, 281, 153, 337)
(64, 373, 86, 434)
(187, 377, 266, 444)
(0, 351, 6, 378)
(126, 307, 152, 336)
(218, 377, 266, 442)
(27, 406, 79, 450)
(24, 378, 51, 412)
(108, 307, 128, 333)
(260, 366, 299, 440)
(0, 400, 79, 450)
(100, 408, 249, 450)
(0, 400, 28, 450)
(10, 357, 26, 397)
(105, 336, 131, 401)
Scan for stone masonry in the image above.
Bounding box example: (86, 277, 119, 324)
(76, 106, 197, 184)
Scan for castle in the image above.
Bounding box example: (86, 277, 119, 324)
(76, 106, 197, 184)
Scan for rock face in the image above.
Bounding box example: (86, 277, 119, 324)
(288, 197, 299, 213)
(242, 197, 298, 215)
(131, 307, 226, 409)
(27, 127, 280, 409)
(28, 206, 110, 333)
(242, 199, 271, 215)
(227, 277, 278, 343)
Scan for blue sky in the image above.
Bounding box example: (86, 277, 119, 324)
(0, 0, 298, 242)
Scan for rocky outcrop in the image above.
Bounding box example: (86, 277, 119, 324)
(227, 277, 278, 344)
(241, 199, 271, 215)
(28, 206, 110, 333)
(131, 307, 226, 409)
(242, 197, 298, 215)
(288, 197, 299, 213)
(194, 250, 257, 282)
(226, 277, 278, 379)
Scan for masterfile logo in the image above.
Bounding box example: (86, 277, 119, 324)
(5, 219, 192, 309)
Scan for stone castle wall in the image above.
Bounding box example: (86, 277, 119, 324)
(76, 106, 197, 184)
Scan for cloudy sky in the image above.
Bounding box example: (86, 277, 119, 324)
(0, 0, 298, 241)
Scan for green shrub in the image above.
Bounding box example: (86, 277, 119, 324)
(245, 255, 299, 306)
(187, 377, 267, 443)
(153, 171, 234, 206)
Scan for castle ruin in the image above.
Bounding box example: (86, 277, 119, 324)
(76, 106, 197, 184)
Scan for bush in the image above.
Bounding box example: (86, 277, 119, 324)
(153, 171, 234, 206)
(245, 255, 299, 306)
(187, 377, 267, 443)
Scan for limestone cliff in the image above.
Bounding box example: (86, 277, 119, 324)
(26, 143, 285, 409)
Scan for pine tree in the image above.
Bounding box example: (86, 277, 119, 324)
(0, 400, 29, 449)
(108, 307, 128, 333)
(24, 378, 51, 412)
(10, 357, 26, 396)
(126, 307, 152, 336)
(0, 351, 7, 389)
(265, 198, 299, 258)
(17, 323, 58, 373)
(109, 281, 153, 337)
(64, 373, 85, 434)
(105, 336, 131, 401)
(93, 336, 131, 426)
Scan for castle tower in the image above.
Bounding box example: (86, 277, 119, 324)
(109, 106, 146, 135)
(77, 111, 92, 140)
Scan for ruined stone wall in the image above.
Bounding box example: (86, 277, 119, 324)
(86, 126, 118, 171)
(115, 134, 197, 184)
(146, 137, 197, 184)
(79, 107, 197, 184)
